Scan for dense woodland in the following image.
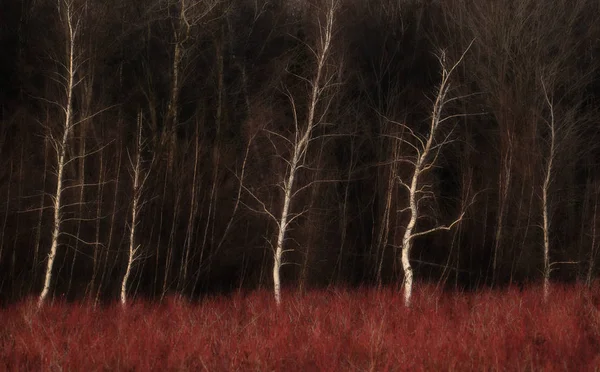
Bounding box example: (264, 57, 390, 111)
(1, 0, 600, 304)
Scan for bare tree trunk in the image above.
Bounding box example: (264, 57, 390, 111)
(271, 1, 337, 305)
(39, 0, 79, 307)
(237, 1, 339, 305)
(272, 165, 296, 305)
(400, 169, 419, 306)
(395, 45, 473, 307)
(121, 111, 149, 305)
(541, 80, 556, 300)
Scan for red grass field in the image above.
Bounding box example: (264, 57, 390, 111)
(1, 284, 600, 371)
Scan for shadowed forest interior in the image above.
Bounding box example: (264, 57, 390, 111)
(2, 0, 600, 304)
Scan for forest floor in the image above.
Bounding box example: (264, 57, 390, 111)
(1, 284, 599, 371)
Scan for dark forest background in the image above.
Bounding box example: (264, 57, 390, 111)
(2, 0, 600, 303)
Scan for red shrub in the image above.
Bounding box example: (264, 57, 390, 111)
(1, 284, 599, 371)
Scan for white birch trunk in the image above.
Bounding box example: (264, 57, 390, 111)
(541, 81, 555, 300)
(401, 167, 420, 306)
(270, 1, 336, 305)
(273, 161, 296, 305)
(397, 46, 472, 307)
(121, 112, 145, 306)
(39, 1, 77, 307)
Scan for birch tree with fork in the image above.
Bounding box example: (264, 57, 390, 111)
(243, 0, 340, 306)
(388, 43, 474, 307)
(38, 0, 113, 306)
(121, 111, 152, 306)
(38, 0, 82, 307)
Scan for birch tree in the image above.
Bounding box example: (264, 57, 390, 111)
(243, 0, 339, 305)
(538, 78, 583, 299)
(540, 80, 555, 300)
(121, 111, 151, 305)
(38, 0, 81, 307)
(38, 0, 113, 305)
(390, 44, 473, 307)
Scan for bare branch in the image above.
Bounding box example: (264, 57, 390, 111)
(409, 211, 466, 240)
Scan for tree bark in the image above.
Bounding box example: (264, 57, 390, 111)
(39, 0, 78, 307)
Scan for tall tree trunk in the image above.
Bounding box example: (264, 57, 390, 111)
(397, 46, 472, 307)
(541, 80, 556, 300)
(39, 0, 78, 307)
(122, 112, 148, 305)
(270, 1, 337, 305)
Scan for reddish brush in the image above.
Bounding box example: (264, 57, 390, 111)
(1, 284, 599, 371)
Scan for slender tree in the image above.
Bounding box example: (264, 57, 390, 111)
(121, 111, 151, 305)
(39, 0, 81, 307)
(243, 0, 339, 305)
(540, 80, 555, 300)
(390, 44, 473, 307)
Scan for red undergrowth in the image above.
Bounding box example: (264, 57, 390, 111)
(1, 284, 599, 371)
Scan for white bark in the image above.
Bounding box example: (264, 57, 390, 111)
(39, 0, 78, 307)
(396, 45, 472, 307)
(541, 81, 555, 300)
(273, 162, 296, 305)
(121, 112, 148, 306)
(270, 0, 337, 305)
(401, 160, 421, 306)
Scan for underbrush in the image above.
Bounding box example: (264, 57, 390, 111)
(1, 284, 599, 371)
